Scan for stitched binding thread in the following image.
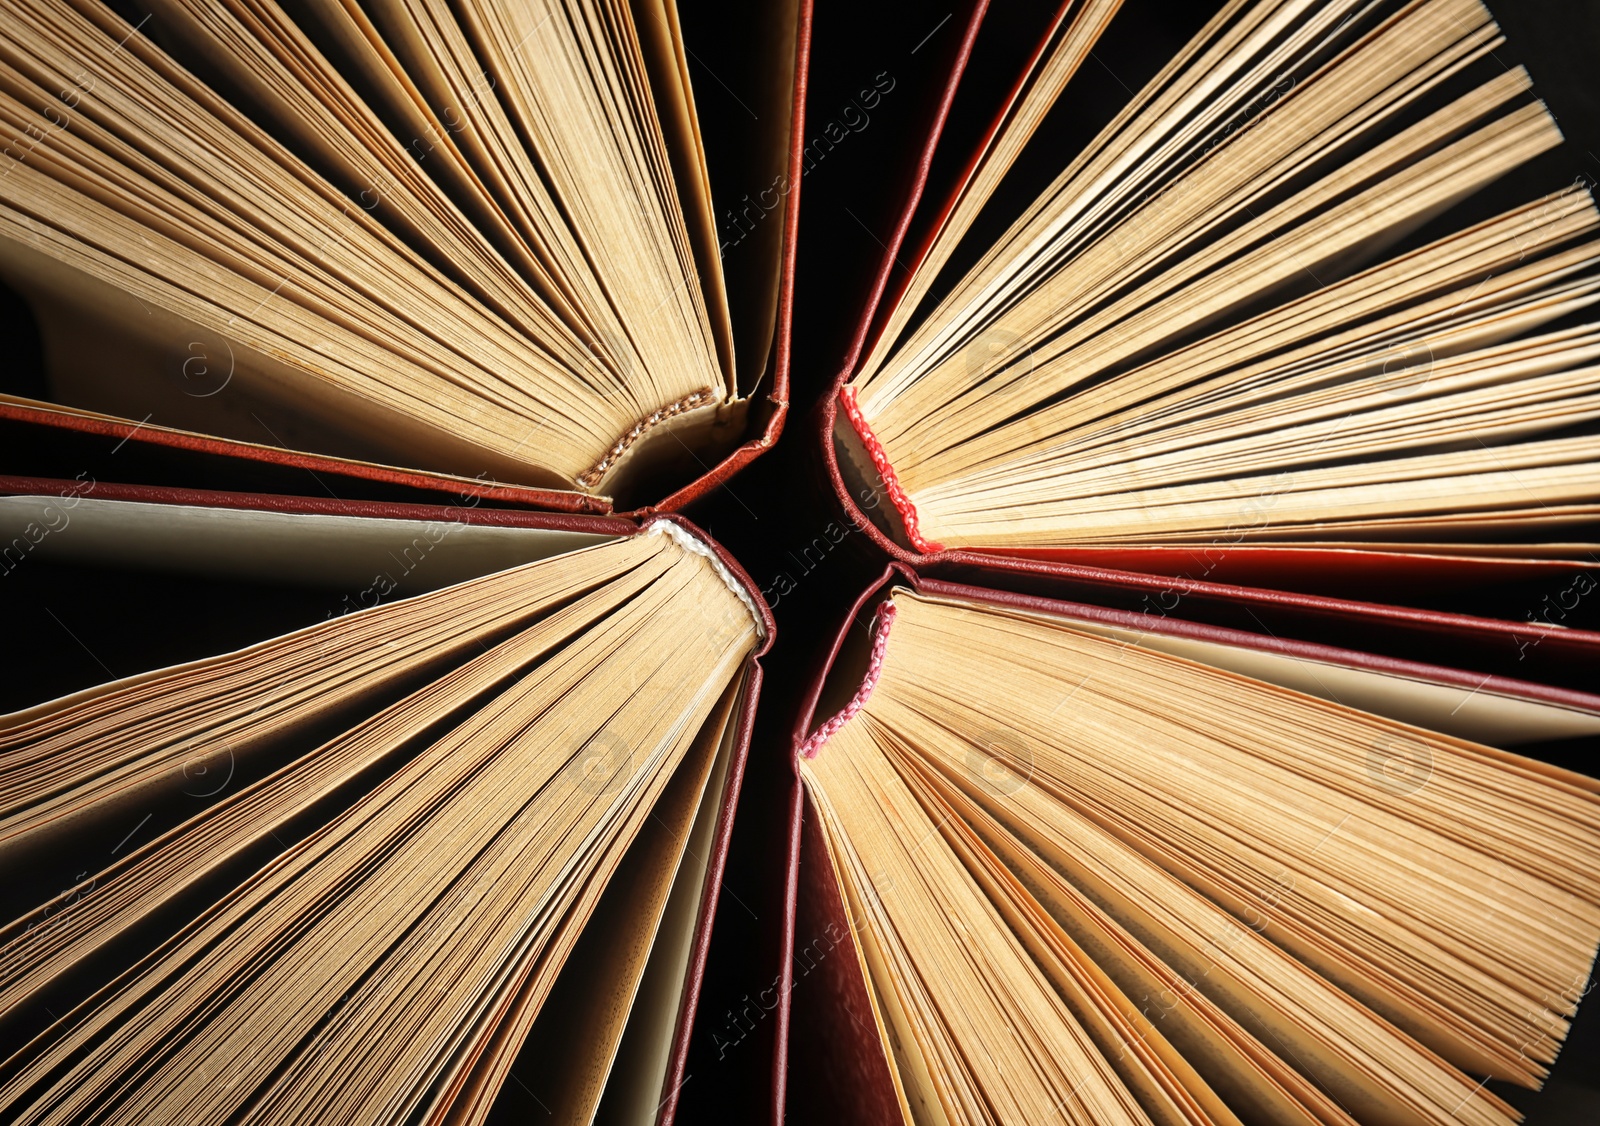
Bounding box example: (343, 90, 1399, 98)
(837, 385, 943, 553)
(646, 519, 767, 641)
(798, 601, 897, 760)
(577, 387, 717, 489)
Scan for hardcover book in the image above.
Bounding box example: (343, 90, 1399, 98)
(818, 0, 1600, 594)
(785, 565, 1600, 1125)
(0, 0, 809, 512)
(0, 477, 772, 1125)
(779, 0, 1600, 1122)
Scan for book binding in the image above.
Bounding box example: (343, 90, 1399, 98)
(0, 474, 773, 1126)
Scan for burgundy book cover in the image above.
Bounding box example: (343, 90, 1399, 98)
(777, 562, 1600, 1124)
(777, 0, 1600, 1117)
(808, 0, 1599, 602)
(0, 0, 813, 520)
(0, 474, 775, 1126)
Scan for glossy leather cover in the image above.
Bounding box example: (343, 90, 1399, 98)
(0, 401, 614, 513)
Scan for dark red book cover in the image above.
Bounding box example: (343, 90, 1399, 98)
(0, 474, 775, 1126)
(779, 562, 1600, 1123)
(0, 0, 813, 521)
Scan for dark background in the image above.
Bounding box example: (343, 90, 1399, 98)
(1, 0, 1598, 1121)
(676, 1, 1600, 1122)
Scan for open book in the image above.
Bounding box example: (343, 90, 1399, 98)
(788, 569, 1600, 1126)
(0, 0, 806, 510)
(0, 480, 770, 1124)
(823, 0, 1600, 582)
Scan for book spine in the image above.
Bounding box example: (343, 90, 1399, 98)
(645, 517, 769, 642)
(836, 386, 943, 552)
(576, 387, 719, 488)
(798, 600, 897, 759)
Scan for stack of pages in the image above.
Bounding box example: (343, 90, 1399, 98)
(0, 0, 800, 1120)
(3, 1, 1600, 1124)
(790, 1, 1600, 1124)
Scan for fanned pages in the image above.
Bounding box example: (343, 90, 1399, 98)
(836, 0, 1600, 562)
(0, 0, 799, 503)
(0, 517, 764, 1124)
(798, 587, 1600, 1126)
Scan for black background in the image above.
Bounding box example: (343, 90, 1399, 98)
(677, 1, 1600, 1122)
(1, 0, 1598, 1121)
